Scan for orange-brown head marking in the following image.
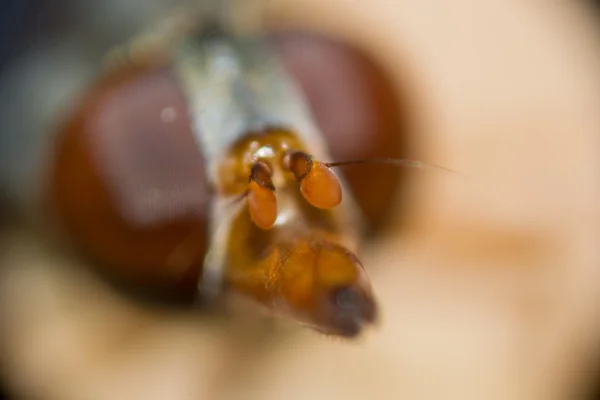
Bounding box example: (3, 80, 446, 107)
(285, 240, 377, 337)
(246, 161, 277, 230)
(225, 212, 378, 337)
(284, 151, 342, 209)
(219, 129, 377, 337)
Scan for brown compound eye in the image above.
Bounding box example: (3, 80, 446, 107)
(274, 33, 407, 232)
(45, 60, 209, 301)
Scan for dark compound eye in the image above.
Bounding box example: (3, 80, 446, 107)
(273, 33, 408, 232)
(47, 60, 209, 300)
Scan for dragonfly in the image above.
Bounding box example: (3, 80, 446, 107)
(43, 9, 454, 338)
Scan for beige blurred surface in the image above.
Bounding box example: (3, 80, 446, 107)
(2, 1, 600, 399)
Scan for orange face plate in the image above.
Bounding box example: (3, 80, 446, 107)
(216, 127, 377, 337)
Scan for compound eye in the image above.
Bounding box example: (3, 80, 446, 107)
(47, 61, 208, 298)
(275, 33, 407, 231)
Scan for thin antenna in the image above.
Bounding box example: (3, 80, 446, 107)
(324, 158, 462, 175)
(226, 190, 249, 208)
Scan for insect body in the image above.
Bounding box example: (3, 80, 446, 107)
(46, 29, 384, 338)
(172, 34, 376, 336)
(211, 129, 376, 336)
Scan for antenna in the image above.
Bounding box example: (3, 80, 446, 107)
(324, 158, 462, 176)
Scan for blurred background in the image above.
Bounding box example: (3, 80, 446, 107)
(1, 1, 600, 399)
